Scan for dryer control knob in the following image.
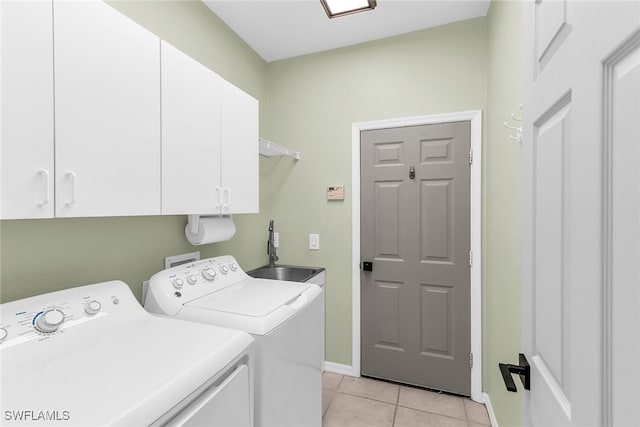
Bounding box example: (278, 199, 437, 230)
(34, 309, 65, 333)
(220, 265, 229, 274)
(229, 263, 238, 272)
(85, 300, 101, 315)
(187, 274, 198, 285)
(0, 328, 7, 342)
(202, 268, 216, 281)
(172, 278, 184, 289)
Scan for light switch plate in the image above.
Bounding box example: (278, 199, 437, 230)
(309, 233, 320, 250)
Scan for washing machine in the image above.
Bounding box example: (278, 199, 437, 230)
(144, 255, 323, 427)
(0, 280, 254, 426)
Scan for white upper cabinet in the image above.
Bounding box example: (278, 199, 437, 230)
(220, 81, 259, 214)
(1, 0, 257, 220)
(53, 0, 161, 217)
(161, 41, 222, 215)
(162, 43, 259, 216)
(1, 1, 55, 219)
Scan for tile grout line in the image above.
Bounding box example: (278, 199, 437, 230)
(323, 373, 345, 421)
(395, 403, 470, 423)
(463, 397, 469, 423)
(392, 386, 400, 427)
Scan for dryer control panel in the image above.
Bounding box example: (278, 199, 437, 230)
(0, 281, 142, 350)
(145, 255, 251, 316)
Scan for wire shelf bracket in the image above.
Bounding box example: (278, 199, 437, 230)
(259, 138, 301, 160)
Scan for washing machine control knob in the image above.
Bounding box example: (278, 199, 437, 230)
(85, 300, 102, 315)
(34, 309, 65, 333)
(229, 263, 238, 272)
(202, 268, 216, 281)
(172, 278, 184, 289)
(220, 265, 229, 275)
(0, 328, 7, 342)
(187, 274, 198, 285)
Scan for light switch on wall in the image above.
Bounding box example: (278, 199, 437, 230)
(309, 233, 320, 250)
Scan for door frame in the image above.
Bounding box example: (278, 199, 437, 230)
(350, 110, 483, 401)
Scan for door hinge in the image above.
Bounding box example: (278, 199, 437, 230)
(470, 352, 474, 368)
(469, 250, 473, 267)
(469, 148, 473, 165)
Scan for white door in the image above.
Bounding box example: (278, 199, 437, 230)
(161, 40, 222, 215)
(521, 1, 640, 425)
(54, 0, 161, 217)
(220, 81, 259, 214)
(0, 0, 54, 219)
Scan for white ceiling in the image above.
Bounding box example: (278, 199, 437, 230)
(203, 0, 491, 62)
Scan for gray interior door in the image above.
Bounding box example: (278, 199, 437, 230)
(360, 122, 471, 396)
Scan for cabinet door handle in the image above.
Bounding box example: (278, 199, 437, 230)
(224, 187, 231, 210)
(38, 169, 50, 205)
(65, 171, 77, 205)
(216, 186, 223, 213)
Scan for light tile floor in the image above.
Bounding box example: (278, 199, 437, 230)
(322, 372, 491, 427)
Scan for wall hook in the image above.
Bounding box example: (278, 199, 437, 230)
(504, 104, 523, 145)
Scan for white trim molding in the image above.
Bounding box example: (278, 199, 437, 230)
(482, 392, 499, 426)
(351, 110, 483, 402)
(323, 361, 356, 377)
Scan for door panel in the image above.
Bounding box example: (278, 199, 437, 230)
(522, 1, 640, 425)
(376, 283, 402, 349)
(532, 99, 572, 415)
(421, 180, 453, 262)
(607, 28, 640, 427)
(361, 122, 471, 395)
(375, 182, 402, 256)
(420, 284, 453, 356)
(535, 0, 571, 75)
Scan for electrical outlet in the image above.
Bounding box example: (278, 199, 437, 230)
(309, 233, 320, 250)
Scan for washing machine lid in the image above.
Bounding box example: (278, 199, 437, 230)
(186, 279, 311, 317)
(180, 279, 321, 335)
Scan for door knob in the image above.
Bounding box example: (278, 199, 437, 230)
(499, 353, 530, 392)
(362, 261, 373, 272)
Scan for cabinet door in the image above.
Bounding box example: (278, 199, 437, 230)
(221, 81, 259, 214)
(161, 41, 222, 215)
(1, 0, 55, 219)
(53, 0, 161, 217)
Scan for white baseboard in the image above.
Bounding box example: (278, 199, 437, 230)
(482, 392, 499, 427)
(323, 361, 355, 377)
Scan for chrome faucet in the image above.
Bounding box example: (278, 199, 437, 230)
(267, 219, 279, 267)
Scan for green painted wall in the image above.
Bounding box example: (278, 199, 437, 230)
(262, 19, 489, 366)
(485, 1, 523, 425)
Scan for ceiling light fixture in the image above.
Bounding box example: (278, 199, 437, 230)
(320, 0, 377, 18)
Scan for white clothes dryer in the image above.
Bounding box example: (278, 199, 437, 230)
(0, 280, 254, 426)
(145, 255, 323, 427)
